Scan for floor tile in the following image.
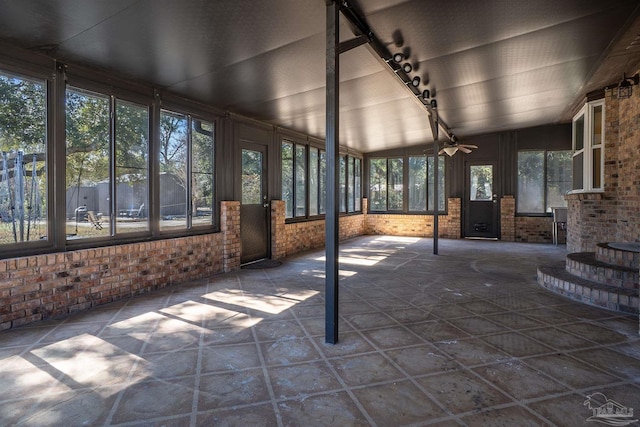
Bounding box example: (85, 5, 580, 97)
(111, 377, 195, 424)
(523, 353, 619, 389)
(268, 361, 343, 399)
(313, 332, 376, 358)
(197, 369, 269, 410)
(473, 360, 569, 400)
(385, 345, 459, 376)
(278, 392, 370, 427)
(406, 320, 471, 342)
(331, 353, 405, 387)
(460, 405, 549, 427)
(518, 327, 595, 351)
(197, 403, 278, 427)
(352, 380, 447, 426)
(260, 338, 322, 366)
(434, 337, 511, 367)
(448, 316, 505, 336)
(567, 347, 640, 379)
(528, 393, 595, 427)
(201, 343, 262, 373)
(417, 370, 512, 414)
(362, 325, 423, 349)
(480, 332, 555, 358)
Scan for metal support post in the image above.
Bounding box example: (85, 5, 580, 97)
(325, 0, 340, 344)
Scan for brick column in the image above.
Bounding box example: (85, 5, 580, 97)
(271, 200, 286, 260)
(443, 198, 461, 239)
(500, 195, 515, 241)
(221, 201, 240, 272)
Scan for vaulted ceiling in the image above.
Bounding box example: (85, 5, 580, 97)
(1, 0, 639, 152)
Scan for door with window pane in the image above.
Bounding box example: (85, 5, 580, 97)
(464, 162, 498, 238)
(240, 144, 269, 264)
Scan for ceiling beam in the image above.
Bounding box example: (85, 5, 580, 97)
(337, 0, 453, 142)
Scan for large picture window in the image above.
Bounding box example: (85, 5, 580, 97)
(66, 89, 153, 239)
(517, 150, 572, 214)
(0, 71, 47, 246)
(371, 155, 445, 213)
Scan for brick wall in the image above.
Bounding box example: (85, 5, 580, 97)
(365, 198, 461, 239)
(501, 196, 516, 241)
(0, 201, 240, 330)
(567, 83, 640, 252)
(271, 200, 286, 260)
(515, 216, 553, 243)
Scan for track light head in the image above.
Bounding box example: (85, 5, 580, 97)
(402, 63, 412, 73)
(411, 76, 420, 87)
(430, 99, 437, 109)
(422, 89, 430, 100)
(392, 52, 403, 63)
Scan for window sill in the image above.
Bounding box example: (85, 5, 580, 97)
(565, 191, 604, 201)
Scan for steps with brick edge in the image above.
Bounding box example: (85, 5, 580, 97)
(537, 262, 639, 314)
(565, 252, 639, 289)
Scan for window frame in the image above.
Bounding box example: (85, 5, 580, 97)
(158, 106, 217, 235)
(571, 99, 604, 193)
(282, 139, 362, 222)
(516, 149, 572, 215)
(0, 66, 52, 256)
(369, 154, 447, 214)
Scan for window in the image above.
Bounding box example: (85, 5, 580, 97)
(66, 89, 154, 239)
(388, 158, 403, 210)
(191, 119, 214, 226)
(116, 100, 150, 233)
(372, 155, 445, 213)
(427, 156, 445, 211)
(66, 88, 111, 239)
(282, 141, 293, 218)
(295, 144, 307, 217)
(0, 71, 48, 246)
(309, 147, 319, 216)
(572, 100, 604, 192)
(517, 150, 572, 214)
(159, 111, 188, 230)
(159, 110, 215, 231)
(282, 142, 359, 219)
(369, 158, 387, 211)
(408, 156, 427, 211)
(339, 155, 346, 213)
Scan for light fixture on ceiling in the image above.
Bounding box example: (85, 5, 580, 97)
(411, 76, 420, 87)
(402, 63, 412, 73)
(442, 145, 458, 156)
(438, 134, 478, 157)
(392, 52, 404, 63)
(618, 73, 639, 99)
(430, 99, 437, 109)
(422, 89, 430, 100)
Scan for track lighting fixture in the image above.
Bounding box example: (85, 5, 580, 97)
(402, 63, 412, 73)
(392, 52, 404, 63)
(430, 99, 437, 109)
(411, 76, 420, 87)
(618, 73, 639, 99)
(422, 89, 430, 100)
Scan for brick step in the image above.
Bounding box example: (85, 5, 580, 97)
(537, 262, 639, 315)
(596, 242, 640, 269)
(566, 252, 638, 289)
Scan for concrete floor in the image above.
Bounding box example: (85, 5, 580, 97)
(1, 235, 639, 427)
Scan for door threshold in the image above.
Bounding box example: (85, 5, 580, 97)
(464, 237, 499, 240)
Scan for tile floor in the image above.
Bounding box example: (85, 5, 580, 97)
(0, 236, 638, 426)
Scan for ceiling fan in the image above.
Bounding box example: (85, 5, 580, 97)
(438, 134, 477, 156)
